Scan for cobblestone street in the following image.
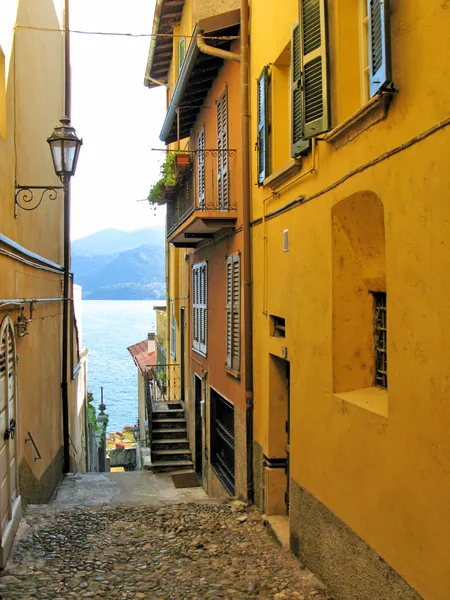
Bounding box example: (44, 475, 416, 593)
(0, 476, 330, 600)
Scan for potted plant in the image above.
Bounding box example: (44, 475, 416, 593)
(175, 152, 190, 170)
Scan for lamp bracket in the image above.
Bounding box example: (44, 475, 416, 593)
(14, 185, 64, 218)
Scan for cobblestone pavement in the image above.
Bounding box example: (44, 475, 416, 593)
(1, 501, 330, 600)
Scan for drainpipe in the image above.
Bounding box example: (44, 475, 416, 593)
(197, 34, 241, 63)
(61, 0, 71, 474)
(240, 0, 254, 502)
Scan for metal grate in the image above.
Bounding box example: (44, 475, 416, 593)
(211, 389, 235, 495)
(373, 292, 387, 388)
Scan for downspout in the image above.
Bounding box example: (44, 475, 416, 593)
(196, 34, 241, 62)
(61, 0, 71, 473)
(240, 0, 253, 502)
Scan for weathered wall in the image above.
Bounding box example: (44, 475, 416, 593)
(251, 0, 450, 598)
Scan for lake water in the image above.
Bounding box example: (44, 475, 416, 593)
(81, 300, 160, 433)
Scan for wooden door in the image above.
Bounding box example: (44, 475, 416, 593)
(0, 316, 21, 567)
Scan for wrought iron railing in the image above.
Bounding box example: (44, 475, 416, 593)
(166, 150, 238, 235)
(150, 363, 181, 403)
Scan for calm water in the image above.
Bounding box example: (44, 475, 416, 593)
(82, 300, 160, 432)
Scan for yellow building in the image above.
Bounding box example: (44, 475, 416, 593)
(251, 1, 450, 599)
(0, 0, 86, 564)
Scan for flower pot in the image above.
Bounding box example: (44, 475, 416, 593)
(175, 154, 190, 167)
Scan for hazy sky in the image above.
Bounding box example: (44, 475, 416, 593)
(70, 0, 166, 240)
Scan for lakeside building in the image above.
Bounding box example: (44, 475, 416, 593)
(0, 0, 87, 564)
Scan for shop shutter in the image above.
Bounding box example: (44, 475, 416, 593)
(198, 128, 205, 209)
(368, 0, 392, 97)
(291, 24, 310, 156)
(217, 90, 229, 210)
(299, 0, 331, 139)
(257, 67, 269, 184)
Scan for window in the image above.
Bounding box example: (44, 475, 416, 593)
(217, 89, 229, 209)
(197, 128, 205, 209)
(373, 292, 387, 388)
(192, 262, 207, 355)
(171, 302, 176, 360)
(210, 389, 235, 494)
(367, 0, 392, 97)
(257, 67, 270, 184)
(226, 254, 240, 371)
(178, 37, 186, 75)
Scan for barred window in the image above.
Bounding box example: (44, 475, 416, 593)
(373, 292, 387, 388)
(210, 389, 235, 495)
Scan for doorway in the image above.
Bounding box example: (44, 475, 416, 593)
(194, 375, 203, 478)
(0, 316, 22, 567)
(265, 355, 290, 516)
(180, 307, 185, 404)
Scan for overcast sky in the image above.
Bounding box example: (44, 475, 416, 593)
(70, 0, 166, 240)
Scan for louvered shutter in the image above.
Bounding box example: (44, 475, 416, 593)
(257, 68, 269, 184)
(171, 303, 176, 359)
(199, 263, 207, 355)
(231, 255, 240, 371)
(368, 0, 391, 97)
(299, 0, 331, 139)
(198, 128, 205, 209)
(217, 90, 229, 210)
(192, 266, 199, 351)
(291, 24, 310, 157)
(226, 257, 232, 367)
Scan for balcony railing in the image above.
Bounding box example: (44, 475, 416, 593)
(166, 150, 238, 238)
(150, 363, 181, 403)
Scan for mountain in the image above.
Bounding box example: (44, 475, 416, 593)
(72, 226, 165, 256)
(72, 228, 166, 300)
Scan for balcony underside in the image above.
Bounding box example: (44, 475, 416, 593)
(168, 209, 237, 247)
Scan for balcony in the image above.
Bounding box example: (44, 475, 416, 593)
(166, 150, 238, 248)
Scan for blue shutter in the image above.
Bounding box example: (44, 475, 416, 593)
(368, 0, 392, 97)
(257, 67, 269, 184)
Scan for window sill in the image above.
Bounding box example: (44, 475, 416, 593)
(225, 366, 240, 380)
(333, 387, 388, 418)
(192, 348, 206, 358)
(324, 92, 394, 150)
(263, 158, 302, 190)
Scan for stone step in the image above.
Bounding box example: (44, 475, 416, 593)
(150, 459, 193, 473)
(152, 438, 190, 450)
(152, 410, 185, 420)
(151, 448, 192, 462)
(152, 418, 186, 429)
(152, 427, 187, 439)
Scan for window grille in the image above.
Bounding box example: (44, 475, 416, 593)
(210, 389, 235, 494)
(373, 292, 387, 388)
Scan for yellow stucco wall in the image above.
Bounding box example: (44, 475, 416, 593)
(0, 0, 69, 501)
(251, 1, 450, 599)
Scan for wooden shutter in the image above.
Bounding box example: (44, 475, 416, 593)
(217, 89, 229, 210)
(178, 37, 186, 74)
(226, 254, 240, 370)
(257, 67, 269, 184)
(199, 263, 207, 355)
(299, 0, 331, 139)
(192, 266, 199, 352)
(198, 128, 205, 209)
(291, 24, 310, 157)
(368, 0, 391, 97)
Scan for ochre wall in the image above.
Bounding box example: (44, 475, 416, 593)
(251, 0, 450, 598)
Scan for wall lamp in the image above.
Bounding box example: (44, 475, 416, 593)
(14, 117, 83, 216)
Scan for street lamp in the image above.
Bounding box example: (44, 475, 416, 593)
(47, 116, 82, 474)
(47, 117, 83, 184)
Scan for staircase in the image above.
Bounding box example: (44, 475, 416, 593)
(150, 403, 193, 472)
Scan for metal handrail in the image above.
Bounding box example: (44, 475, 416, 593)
(25, 431, 42, 461)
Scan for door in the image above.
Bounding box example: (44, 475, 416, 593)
(180, 308, 185, 404)
(0, 316, 21, 567)
(194, 375, 203, 477)
(285, 362, 290, 514)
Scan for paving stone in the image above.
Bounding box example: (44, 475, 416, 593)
(2, 501, 330, 600)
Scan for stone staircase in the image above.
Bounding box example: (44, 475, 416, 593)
(149, 403, 193, 472)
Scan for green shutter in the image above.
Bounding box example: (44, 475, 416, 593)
(257, 67, 269, 184)
(291, 23, 310, 157)
(178, 37, 186, 74)
(368, 0, 392, 97)
(299, 0, 331, 139)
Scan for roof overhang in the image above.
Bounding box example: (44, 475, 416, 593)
(159, 9, 240, 144)
(144, 0, 187, 89)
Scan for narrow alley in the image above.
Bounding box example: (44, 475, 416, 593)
(0, 473, 330, 600)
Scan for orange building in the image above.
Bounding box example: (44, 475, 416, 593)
(145, 0, 251, 498)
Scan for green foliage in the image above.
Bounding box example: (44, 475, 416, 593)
(87, 400, 100, 431)
(148, 153, 179, 204)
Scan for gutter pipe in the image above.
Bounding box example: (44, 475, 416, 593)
(197, 33, 241, 62)
(240, 0, 254, 502)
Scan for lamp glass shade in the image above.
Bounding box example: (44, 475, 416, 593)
(47, 117, 83, 181)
